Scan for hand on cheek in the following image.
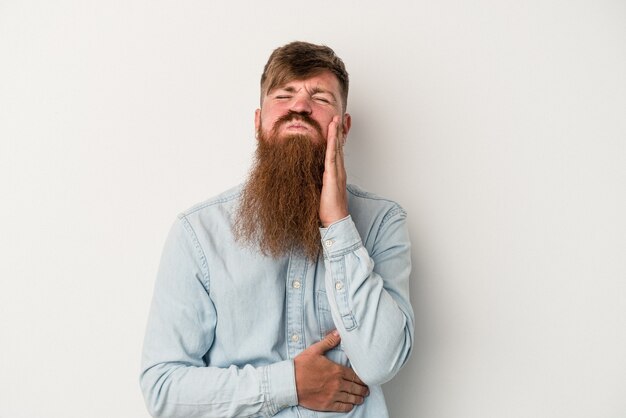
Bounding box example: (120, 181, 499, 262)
(319, 116, 348, 228)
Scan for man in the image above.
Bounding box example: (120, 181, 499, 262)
(140, 41, 414, 418)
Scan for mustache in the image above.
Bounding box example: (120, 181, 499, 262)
(271, 111, 324, 138)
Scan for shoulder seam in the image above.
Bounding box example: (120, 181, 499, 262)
(182, 187, 242, 216)
(378, 205, 407, 240)
(347, 184, 398, 205)
(178, 214, 211, 293)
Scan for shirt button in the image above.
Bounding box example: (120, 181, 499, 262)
(335, 281, 344, 291)
(324, 239, 334, 247)
(292, 280, 301, 289)
(291, 334, 300, 343)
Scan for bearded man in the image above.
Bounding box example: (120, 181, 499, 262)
(140, 41, 414, 418)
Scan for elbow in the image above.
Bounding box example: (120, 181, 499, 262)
(144, 403, 166, 418)
(356, 356, 405, 386)
(140, 367, 172, 418)
(355, 330, 414, 386)
(358, 367, 395, 386)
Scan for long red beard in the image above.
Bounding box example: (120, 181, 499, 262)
(234, 126, 327, 260)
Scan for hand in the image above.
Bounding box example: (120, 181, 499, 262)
(319, 116, 349, 227)
(294, 330, 369, 413)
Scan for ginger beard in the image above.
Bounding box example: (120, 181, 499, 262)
(234, 112, 327, 260)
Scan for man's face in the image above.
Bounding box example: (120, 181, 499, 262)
(255, 70, 351, 144)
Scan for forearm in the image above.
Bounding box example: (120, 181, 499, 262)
(140, 358, 296, 418)
(320, 213, 414, 385)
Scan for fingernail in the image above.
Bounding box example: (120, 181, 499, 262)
(332, 330, 340, 337)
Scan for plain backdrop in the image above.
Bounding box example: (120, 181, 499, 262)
(1, 1, 625, 417)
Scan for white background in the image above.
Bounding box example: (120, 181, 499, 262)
(1, 1, 625, 417)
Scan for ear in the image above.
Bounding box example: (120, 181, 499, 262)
(342, 113, 352, 140)
(254, 108, 261, 139)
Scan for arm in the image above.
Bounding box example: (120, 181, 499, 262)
(140, 217, 296, 418)
(320, 211, 414, 385)
(318, 117, 414, 385)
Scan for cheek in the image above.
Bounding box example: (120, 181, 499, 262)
(317, 115, 337, 138)
(319, 126, 329, 140)
(260, 113, 280, 132)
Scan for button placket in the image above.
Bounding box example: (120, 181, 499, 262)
(285, 254, 307, 358)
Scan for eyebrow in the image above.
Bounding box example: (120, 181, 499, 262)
(275, 86, 337, 102)
(310, 87, 336, 101)
(277, 86, 298, 94)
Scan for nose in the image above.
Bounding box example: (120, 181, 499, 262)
(289, 95, 312, 114)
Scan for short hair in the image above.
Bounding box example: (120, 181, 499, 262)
(260, 41, 349, 111)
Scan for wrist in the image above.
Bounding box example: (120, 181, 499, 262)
(320, 212, 349, 228)
(320, 213, 350, 228)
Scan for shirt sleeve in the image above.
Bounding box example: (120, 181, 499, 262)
(319, 209, 414, 385)
(140, 217, 298, 418)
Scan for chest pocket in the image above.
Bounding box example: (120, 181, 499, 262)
(316, 290, 350, 367)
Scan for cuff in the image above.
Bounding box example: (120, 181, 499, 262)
(262, 360, 298, 416)
(319, 215, 363, 259)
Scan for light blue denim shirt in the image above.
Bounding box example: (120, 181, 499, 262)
(140, 184, 414, 418)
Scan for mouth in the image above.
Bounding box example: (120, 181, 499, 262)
(284, 122, 310, 131)
(270, 112, 324, 140)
